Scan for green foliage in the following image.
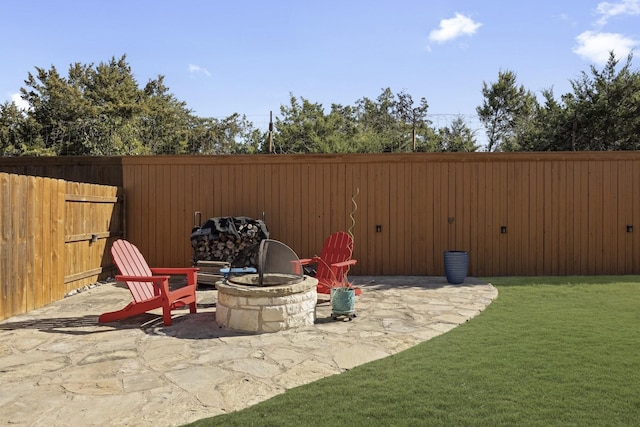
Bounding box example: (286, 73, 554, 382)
(272, 95, 333, 153)
(479, 52, 640, 151)
(476, 70, 538, 152)
(563, 52, 640, 150)
(3, 55, 258, 156)
(187, 277, 640, 426)
(4, 51, 639, 155)
(518, 89, 573, 151)
(354, 88, 434, 152)
(436, 115, 480, 152)
(190, 114, 263, 154)
(0, 102, 27, 155)
(272, 88, 453, 153)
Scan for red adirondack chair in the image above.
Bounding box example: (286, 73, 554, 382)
(99, 239, 199, 326)
(299, 231, 361, 295)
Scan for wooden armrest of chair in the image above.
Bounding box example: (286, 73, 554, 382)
(299, 257, 320, 265)
(330, 259, 357, 268)
(150, 267, 199, 285)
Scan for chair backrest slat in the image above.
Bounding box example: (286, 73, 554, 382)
(111, 239, 156, 302)
(316, 231, 353, 281)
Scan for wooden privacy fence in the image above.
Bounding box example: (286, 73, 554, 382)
(1, 150, 639, 314)
(120, 152, 640, 278)
(0, 173, 123, 321)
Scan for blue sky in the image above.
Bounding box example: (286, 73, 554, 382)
(1, 0, 639, 137)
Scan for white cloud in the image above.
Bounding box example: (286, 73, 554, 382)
(188, 64, 211, 77)
(573, 30, 637, 64)
(554, 13, 578, 27)
(11, 93, 30, 111)
(428, 13, 482, 44)
(595, 0, 640, 26)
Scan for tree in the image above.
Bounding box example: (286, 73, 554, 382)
(191, 113, 262, 154)
(563, 52, 640, 150)
(20, 65, 78, 154)
(139, 75, 192, 154)
(477, 70, 538, 151)
(18, 56, 145, 155)
(436, 116, 479, 152)
(321, 104, 361, 153)
(355, 88, 395, 150)
(517, 89, 573, 151)
(0, 102, 26, 155)
(3, 55, 265, 156)
(272, 89, 439, 153)
(516, 52, 640, 152)
(395, 91, 430, 151)
(355, 88, 436, 152)
(273, 95, 320, 153)
(271, 100, 362, 153)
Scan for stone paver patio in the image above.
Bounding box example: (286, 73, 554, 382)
(0, 276, 497, 426)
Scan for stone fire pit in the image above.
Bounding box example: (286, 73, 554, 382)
(216, 275, 318, 333)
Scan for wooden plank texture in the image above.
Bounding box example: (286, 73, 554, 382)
(4, 151, 640, 321)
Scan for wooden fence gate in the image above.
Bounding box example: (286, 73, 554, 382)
(0, 173, 123, 321)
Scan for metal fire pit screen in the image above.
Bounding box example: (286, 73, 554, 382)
(227, 239, 304, 286)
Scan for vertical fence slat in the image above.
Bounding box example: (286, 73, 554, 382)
(625, 159, 640, 274)
(371, 163, 384, 275)
(353, 162, 366, 275)
(589, 161, 604, 274)
(578, 161, 590, 274)
(518, 161, 527, 276)
(42, 178, 54, 303)
(603, 160, 616, 274)
(10, 175, 27, 313)
(25, 177, 37, 310)
(506, 161, 517, 275)
(475, 163, 484, 275)
(434, 162, 447, 273)
(463, 162, 474, 275)
(296, 163, 308, 257)
(620, 160, 633, 273)
(1, 174, 14, 317)
(286, 163, 297, 247)
(380, 163, 391, 275)
(52, 179, 65, 298)
(400, 162, 412, 275)
(409, 162, 423, 274)
(484, 162, 496, 275)
(453, 162, 463, 251)
(483, 162, 491, 275)
(0, 175, 6, 317)
(565, 161, 576, 275)
(557, 160, 568, 275)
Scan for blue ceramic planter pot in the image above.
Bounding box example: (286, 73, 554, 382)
(444, 251, 468, 284)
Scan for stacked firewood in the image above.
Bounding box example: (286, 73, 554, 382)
(191, 217, 268, 267)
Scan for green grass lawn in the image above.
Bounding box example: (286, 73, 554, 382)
(187, 276, 640, 426)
